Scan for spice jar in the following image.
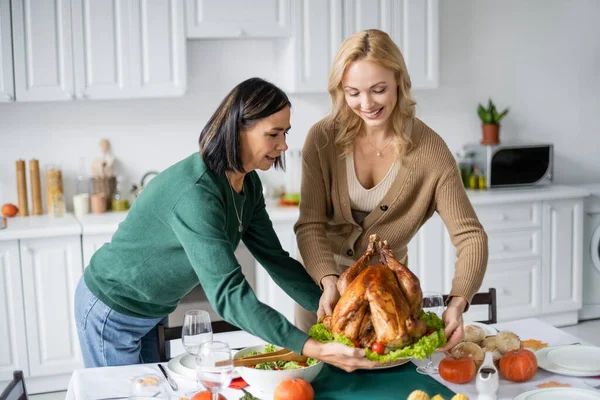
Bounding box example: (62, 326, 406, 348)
(45, 165, 64, 214)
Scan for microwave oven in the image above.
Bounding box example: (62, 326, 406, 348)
(463, 142, 553, 188)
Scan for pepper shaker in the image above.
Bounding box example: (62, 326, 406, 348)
(476, 351, 499, 400)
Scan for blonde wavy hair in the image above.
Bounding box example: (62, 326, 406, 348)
(328, 29, 416, 157)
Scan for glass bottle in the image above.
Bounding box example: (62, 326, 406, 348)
(456, 151, 473, 188)
(469, 167, 487, 190)
(53, 193, 66, 217)
(111, 175, 130, 212)
(73, 157, 90, 216)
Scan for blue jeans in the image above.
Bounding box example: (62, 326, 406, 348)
(74, 277, 168, 367)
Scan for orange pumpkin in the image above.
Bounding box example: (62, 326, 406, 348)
(499, 349, 538, 382)
(439, 355, 477, 384)
(190, 391, 226, 400)
(274, 378, 314, 400)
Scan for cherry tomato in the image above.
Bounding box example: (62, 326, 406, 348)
(371, 342, 385, 355)
(351, 339, 360, 348)
(274, 364, 282, 370)
(426, 328, 436, 336)
(299, 362, 308, 367)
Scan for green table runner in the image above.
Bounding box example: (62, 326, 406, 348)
(311, 363, 456, 400)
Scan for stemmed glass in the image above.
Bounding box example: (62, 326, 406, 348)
(416, 290, 445, 375)
(182, 310, 213, 396)
(182, 310, 213, 356)
(196, 341, 234, 400)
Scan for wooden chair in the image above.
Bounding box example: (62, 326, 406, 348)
(1, 371, 28, 400)
(157, 320, 241, 362)
(443, 287, 497, 324)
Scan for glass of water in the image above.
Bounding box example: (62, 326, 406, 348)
(196, 341, 233, 400)
(416, 291, 445, 375)
(182, 310, 213, 356)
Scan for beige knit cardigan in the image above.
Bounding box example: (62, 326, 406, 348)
(294, 117, 488, 306)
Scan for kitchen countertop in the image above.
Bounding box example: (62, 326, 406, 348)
(0, 185, 591, 240)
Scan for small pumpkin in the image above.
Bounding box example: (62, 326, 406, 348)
(273, 378, 314, 400)
(439, 355, 477, 384)
(407, 390, 430, 400)
(431, 395, 446, 400)
(499, 348, 538, 382)
(190, 391, 226, 400)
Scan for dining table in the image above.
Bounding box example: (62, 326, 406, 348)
(66, 318, 600, 400)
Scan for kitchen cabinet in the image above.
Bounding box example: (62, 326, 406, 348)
(10, 0, 186, 102)
(277, 0, 439, 93)
(0, 240, 28, 382)
(20, 236, 84, 378)
(275, 0, 343, 93)
(342, 0, 439, 89)
(185, 0, 290, 38)
(0, 0, 14, 102)
(542, 199, 583, 318)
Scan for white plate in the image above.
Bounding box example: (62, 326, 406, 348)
(465, 321, 498, 337)
(546, 345, 600, 372)
(166, 353, 240, 381)
(535, 346, 600, 377)
(513, 387, 600, 400)
(370, 358, 411, 370)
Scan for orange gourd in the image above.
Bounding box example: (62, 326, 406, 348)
(190, 391, 226, 400)
(439, 356, 477, 384)
(499, 349, 538, 382)
(274, 378, 314, 400)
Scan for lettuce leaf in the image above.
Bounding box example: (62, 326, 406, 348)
(308, 311, 446, 361)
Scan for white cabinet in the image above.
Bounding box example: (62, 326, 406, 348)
(10, 0, 186, 101)
(11, 0, 75, 101)
(20, 235, 84, 377)
(186, 0, 290, 38)
(0, 240, 28, 381)
(342, 0, 439, 88)
(0, 0, 14, 102)
(276, 0, 343, 93)
(542, 199, 583, 315)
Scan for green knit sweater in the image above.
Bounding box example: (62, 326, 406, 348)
(84, 153, 321, 354)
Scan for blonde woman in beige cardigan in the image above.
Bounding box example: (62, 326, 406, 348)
(294, 29, 488, 352)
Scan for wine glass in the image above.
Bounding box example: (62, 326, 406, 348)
(416, 290, 445, 375)
(196, 341, 234, 400)
(182, 310, 213, 356)
(182, 310, 213, 396)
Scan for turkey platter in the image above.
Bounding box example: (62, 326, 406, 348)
(312, 234, 446, 360)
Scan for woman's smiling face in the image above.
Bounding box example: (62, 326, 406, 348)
(342, 59, 398, 129)
(240, 106, 291, 172)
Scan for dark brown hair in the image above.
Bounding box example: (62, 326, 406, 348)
(199, 78, 291, 174)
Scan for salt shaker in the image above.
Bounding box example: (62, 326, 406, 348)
(476, 351, 499, 400)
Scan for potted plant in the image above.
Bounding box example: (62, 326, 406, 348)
(477, 99, 509, 145)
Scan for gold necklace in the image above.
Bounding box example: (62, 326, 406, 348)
(226, 175, 244, 232)
(365, 135, 393, 157)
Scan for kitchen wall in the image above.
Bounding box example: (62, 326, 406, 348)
(1, 0, 599, 210)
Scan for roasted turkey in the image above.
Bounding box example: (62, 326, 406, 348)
(324, 234, 428, 350)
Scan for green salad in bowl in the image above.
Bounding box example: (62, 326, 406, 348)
(243, 344, 320, 370)
(309, 311, 446, 362)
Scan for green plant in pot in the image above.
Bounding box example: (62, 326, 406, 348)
(477, 99, 509, 145)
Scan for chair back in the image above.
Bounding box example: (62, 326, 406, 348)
(157, 320, 241, 362)
(1, 371, 27, 400)
(443, 287, 497, 324)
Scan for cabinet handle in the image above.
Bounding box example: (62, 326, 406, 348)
(77, 92, 88, 99)
(3, 93, 13, 101)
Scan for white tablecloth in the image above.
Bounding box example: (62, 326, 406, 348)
(66, 318, 599, 400)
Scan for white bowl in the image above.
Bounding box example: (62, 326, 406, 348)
(235, 344, 323, 395)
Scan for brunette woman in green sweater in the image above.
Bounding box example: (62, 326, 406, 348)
(74, 78, 376, 371)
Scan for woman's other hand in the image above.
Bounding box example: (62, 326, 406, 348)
(317, 275, 340, 318)
(438, 297, 467, 352)
(302, 339, 379, 372)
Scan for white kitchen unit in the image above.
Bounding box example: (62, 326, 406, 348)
(342, 0, 439, 88)
(0, 215, 83, 394)
(275, 0, 343, 93)
(0, 0, 14, 102)
(431, 186, 589, 327)
(276, 0, 439, 93)
(78, 211, 128, 267)
(185, 0, 290, 38)
(0, 240, 27, 382)
(10, 0, 186, 102)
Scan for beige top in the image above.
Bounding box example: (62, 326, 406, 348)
(294, 117, 488, 306)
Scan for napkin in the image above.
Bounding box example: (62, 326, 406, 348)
(229, 377, 249, 389)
